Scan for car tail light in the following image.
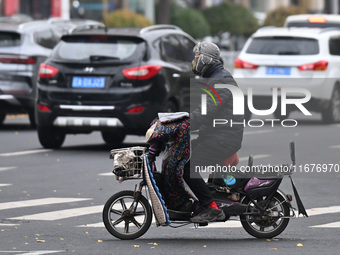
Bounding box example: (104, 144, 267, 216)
(234, 58, 258, 69)
(127, 106, 145, 113)
(122, 65, 162, 80)
(298, 60, 328, 71)
(39, 63, 59, 78)
(0, 55, 36, 64)
(37, 104, 51, 112)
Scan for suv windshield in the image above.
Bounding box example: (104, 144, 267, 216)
(0, 32, 21, 47)
(246, 37, 319, 55)
(52, 35, 145, 62)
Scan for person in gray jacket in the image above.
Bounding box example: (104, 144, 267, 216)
(185, 42, 244, 223)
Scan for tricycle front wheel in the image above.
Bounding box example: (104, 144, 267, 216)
(103, 190, 152, 240)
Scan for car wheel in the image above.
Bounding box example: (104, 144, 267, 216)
(322, 86, 340, 124)
(163, 101, 177, 113)
(38, 126, 66, 149)
(101, 130, 126, 145)
(0, 112, 5, 126)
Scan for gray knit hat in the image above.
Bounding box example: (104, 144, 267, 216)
(192, 42, 220, 75)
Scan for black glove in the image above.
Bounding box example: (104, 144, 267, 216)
(147, 152, 156, 164)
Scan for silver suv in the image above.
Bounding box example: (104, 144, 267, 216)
(233, 27, 340, 123)
(0, 19, 103, 127)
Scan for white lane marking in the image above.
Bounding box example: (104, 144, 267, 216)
(194, 221, 242, 228)
(20, 252, 65, 255)
(0, 184, 12, 187)
(0, 149, 52, 157)
(0, 167, 16, 172)
(78, 222, 105, 228)
(9, 205, 103, 221)
(0, 223, 19, 226)
(0, 252, 64, 254)
(244, 130, 274, 135)
(330, 145, 340, 149)
(17, 251, 64, 255)
(98, 173, 113, 176)
(306, 206, 340, 216)
(311, 221, 340, 228)
(0, 197, 92, 211)
(239, 154, 271, 162)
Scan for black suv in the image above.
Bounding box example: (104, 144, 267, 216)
(0, 19, 104, 127)
(36, 25, 196, 148)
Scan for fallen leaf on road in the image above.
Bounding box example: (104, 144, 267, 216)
(37, 240, 45, 243)
(133, 245, 140, 247)
(98, 240, 103, 243)
(297, 243, 303, 247)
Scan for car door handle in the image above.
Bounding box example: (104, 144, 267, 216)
(172, 73, 181, 78)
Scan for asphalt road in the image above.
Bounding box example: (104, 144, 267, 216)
(0, 114, 340, 255)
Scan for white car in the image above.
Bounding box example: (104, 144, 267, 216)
(233, 27, 340, 123)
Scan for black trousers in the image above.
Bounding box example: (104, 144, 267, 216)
(183, 162, 214, 206)
(183, 139, 239, 206)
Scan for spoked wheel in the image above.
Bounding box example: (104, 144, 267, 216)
(103, 190, 152, 240)
(240, 192, 290, 238)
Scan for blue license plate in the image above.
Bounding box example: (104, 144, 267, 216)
(72, 76, 105, 88)
(266, 67, 291, 76)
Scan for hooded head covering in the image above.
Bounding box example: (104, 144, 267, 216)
(191, 42, 220, 75)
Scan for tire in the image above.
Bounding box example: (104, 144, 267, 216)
(103, 190, 152, 240)
(101, 130, 126, 145)
(240, 192, 290, 239)
(38, 126, 66, 149)
(322, 86, 340, 123)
